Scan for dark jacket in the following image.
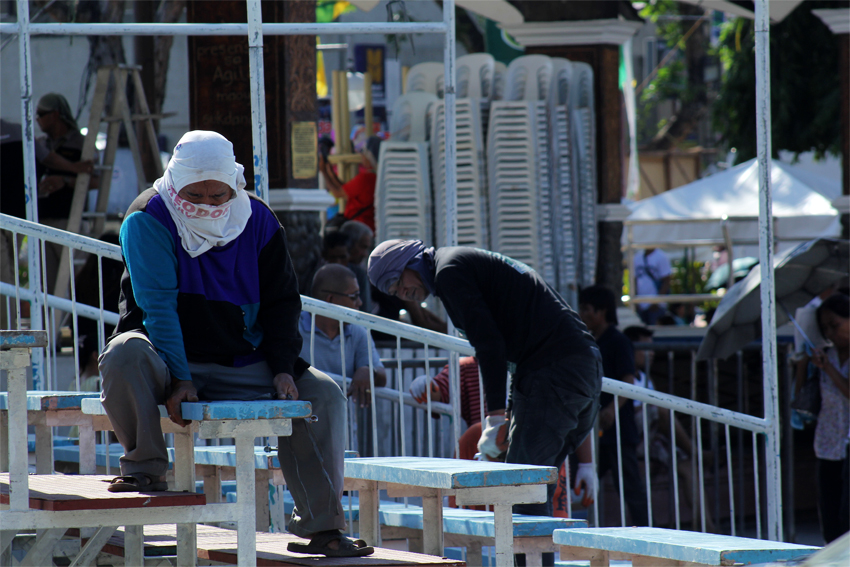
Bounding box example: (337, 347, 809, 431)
(432, 247, 595, 411)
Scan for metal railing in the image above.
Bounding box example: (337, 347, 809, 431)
(1, 213, 785, 538)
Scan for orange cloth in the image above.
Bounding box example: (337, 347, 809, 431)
(342, 171, 376, 231)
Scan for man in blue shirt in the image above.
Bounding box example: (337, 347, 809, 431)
(299, 264, 386, 407)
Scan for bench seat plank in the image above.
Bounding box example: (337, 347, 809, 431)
(101, 524, 464, 566)
(344, 456, 557, 489)
(0, 391, 99, 411)
(81, 398, 313, 421)
(553, 527, 819, 566)
(0, 473, 205, 511)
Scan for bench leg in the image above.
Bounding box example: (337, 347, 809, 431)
(492, 504, 514, 567)
(589, 550, 610, 567)
(256, 469, 270, 532)
(201, 464, 222, 527)
(78, 421, 96, 475)
(0, 411, 9, 471)
(70, 526, 118, 566)
(236, 432, 257, 566)
(466, 541, 483, 566)
(34, 422, 53, 474)
(125, 525, 144, 567)
(20, 528, 66, 567)
(422, 491, 444, 557)
(359, 481, 380, 547)
(173, 430, 197, 567)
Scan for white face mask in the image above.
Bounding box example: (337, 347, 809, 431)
(154, 130, 252, 257)
(163, 182, 235, 221)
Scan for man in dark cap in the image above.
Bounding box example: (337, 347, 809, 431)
(368, 240, 602, 520)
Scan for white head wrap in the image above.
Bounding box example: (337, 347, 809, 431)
(154, 131, 252, 257)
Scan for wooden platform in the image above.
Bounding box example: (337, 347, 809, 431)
(0, 474, 205, 511)
(97, 524, 464, 566)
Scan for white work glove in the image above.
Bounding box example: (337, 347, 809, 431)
(477, 414, 508, 460)
(573, 462, 597, 507)
(409, 375, 431, 403)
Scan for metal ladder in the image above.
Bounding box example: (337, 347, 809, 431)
(53, 64, 163, 299)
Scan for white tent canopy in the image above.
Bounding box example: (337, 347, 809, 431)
(624, 158, 841, 260)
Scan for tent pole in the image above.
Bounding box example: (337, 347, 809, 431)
(754, 0, 783, 542)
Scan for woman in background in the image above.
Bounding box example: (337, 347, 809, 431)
(812, 293, 850, 543)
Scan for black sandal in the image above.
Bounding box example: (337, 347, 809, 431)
(107, 472, 168, 493)
(287, 530, 374, 557)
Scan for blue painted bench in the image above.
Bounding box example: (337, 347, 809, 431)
(79, 397, 313, 565)
(343, 456, 558, 567)
(273, 490, 586, 565)
(0, 391, 101, 474)
(553, 527, 820, 567)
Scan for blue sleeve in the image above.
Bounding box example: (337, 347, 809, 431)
(120, 212, 191, 382)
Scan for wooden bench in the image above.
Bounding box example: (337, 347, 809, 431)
(343, 456, 558, 567)
(0, 473, 205, 566)
(553, 527, 820, 567)
(92, 523, 465, 566)
(2, 331, 314, 567)
(0, 390, 101, 474)
(277, 491, 587, 565)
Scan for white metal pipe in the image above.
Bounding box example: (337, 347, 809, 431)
(754, 0, 783, 542)
(16, 0, 45, 389)
(397, 336, 407, 457)
(442, 0, 462, 459)
(697, 417, 706, 532)
(0, 214, 123, 259)
(0, 282, 119, 325)
(726, 424, 736, 536)
(642, 401, 652, 527)
(0, 21, 449, 36)
(753, 431, 762, 539)
(671, 408, 681, 530)
(602, 377, 769, 433)
(425, 344, 433, 458)
(614, 394, 626, 526)
(246, 0, 269, 203)
(367, 329, 378, 455)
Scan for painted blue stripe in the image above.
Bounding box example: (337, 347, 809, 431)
(344, 457, 557, 488)
(0, 391, 99, 411)
(181, 400, 312, 421)
(552, 528, 819, 565)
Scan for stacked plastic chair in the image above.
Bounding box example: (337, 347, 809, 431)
(430, 98, 489, 248)
(569, 62, 598, 289)
(376, 92, 439, 245)
(487, 55, 556, 284)
(405, 61, 444, 97)
(547, 58, 579, 306)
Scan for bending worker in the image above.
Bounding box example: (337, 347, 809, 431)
(99, 130, 373, 558)
(368, 240, 602, 517)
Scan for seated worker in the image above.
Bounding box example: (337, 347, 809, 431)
(98, 131, 372, 557)
(339, 220, 374, 312)
(318, 135, 381, 232)
(578, 285, 648, 527)
(369, 240, 601, 518)
(299, 263, 386, 408)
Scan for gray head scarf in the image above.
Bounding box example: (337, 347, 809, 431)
(37, 93, 79, 131)
(368, 239, 425, 294)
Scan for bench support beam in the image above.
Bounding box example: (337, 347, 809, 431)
(20, 527, 67, 566)
(69, 526, 117, 567)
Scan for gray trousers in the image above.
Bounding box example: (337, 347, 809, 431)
(99, 331, 347, 536)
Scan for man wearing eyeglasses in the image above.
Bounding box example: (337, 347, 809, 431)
(299, 264, 386, 407)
